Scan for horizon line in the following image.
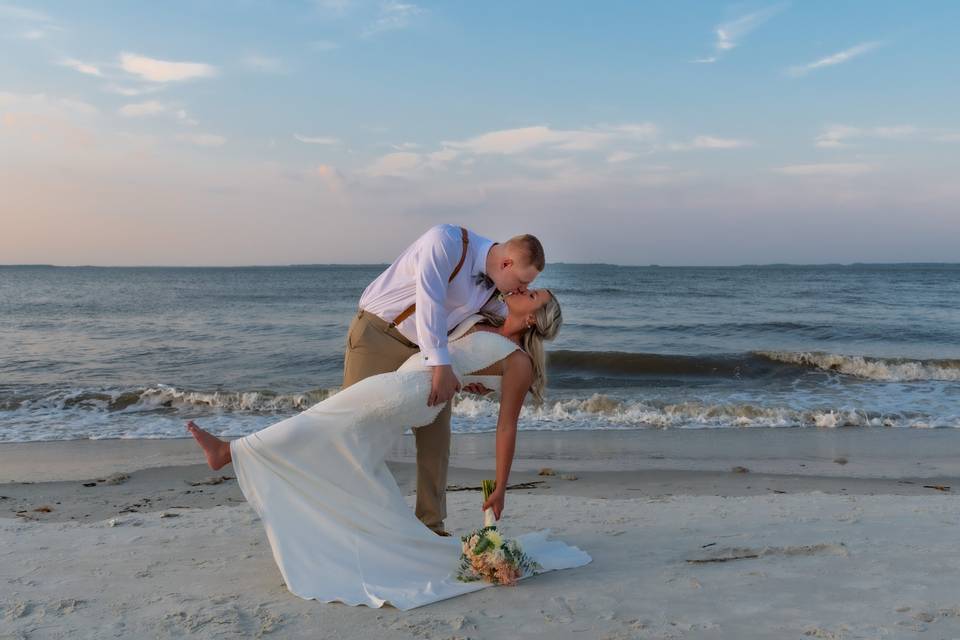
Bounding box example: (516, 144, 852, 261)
(2, 261, 958, 269)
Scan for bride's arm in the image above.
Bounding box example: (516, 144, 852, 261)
(482, 350, 534, 520)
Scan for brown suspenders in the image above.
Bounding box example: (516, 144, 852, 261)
(389, 226, 470, 328)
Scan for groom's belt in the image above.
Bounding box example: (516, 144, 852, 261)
(356, 309, 418, 349)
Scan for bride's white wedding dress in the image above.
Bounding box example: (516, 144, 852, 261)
(229, 316, 591, 611)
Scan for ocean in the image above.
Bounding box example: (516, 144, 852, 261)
(1, 263, 958, 442)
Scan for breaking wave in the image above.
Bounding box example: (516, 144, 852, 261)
(756, 351, 960, 382)
(452, 393, 959, 431)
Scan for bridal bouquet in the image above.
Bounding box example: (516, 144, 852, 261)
(455, 480, 540, 586)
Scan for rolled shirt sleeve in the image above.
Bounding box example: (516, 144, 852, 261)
(414, 225, 461, 366)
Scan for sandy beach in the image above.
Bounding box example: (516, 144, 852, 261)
(3, 428, 960, 639)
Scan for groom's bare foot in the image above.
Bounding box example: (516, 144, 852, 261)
(186, 421, 232, 470)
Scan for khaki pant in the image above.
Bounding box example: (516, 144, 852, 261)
(342, 309, 452, 533)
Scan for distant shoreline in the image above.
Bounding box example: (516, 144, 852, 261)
(2, 262, 958, 269)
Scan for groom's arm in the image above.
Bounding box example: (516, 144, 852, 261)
(414, 225, 464, 406)
(413, 224, 461, 367)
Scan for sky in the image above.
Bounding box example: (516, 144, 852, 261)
(1, 0, 958, 266)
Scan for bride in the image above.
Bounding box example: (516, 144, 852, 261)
(186, 288, 590, 610)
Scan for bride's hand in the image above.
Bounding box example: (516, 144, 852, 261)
(481, 487, 506, 521)
(462, 382, 493, 395)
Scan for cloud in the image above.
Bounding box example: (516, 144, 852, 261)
(715, 5, 784, 51)
(607, 151, 639, 163)
(0, 92, 99, 150)
(313, 0, 354, 14)
(668, 135, 752, 151)
(444, 123, 657, 155)
(815, 124, 917, 148)
(362, 1, 424, 37)
(241, 54, 288, 74)
(58, 57, 103, 77)
(294, 134, 340, 145)
(691, 4, 785, 64)
(103, 84, 165, 97)
(21, 29, 44, 39)
(772, 162, 872, 176)
(788, 42, 882, 76)
(120, 52, 218, 83)
(0, 3, 51, 21)
(308, 40, 340, 52)
(315, 163, 345, 192)
(359, 123, 663, 180)
(364, 151, 422, 176)
(176, 133, 226, 147)
(936, 132, 960, 143)
(0, 91, 97, 116)
(119, 101, 197, 125)
(608, 123, 659, 137)
(118, 101, 166, 117)
(3, 4, 64, 39)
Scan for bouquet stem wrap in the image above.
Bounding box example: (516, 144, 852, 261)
(455, 479, 540, 585)
(482, 479, 496, 527)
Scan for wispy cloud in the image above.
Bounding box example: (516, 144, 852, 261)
(694, 4, 785, 63)
(362, 1, 423, 37)
(772, 162, 872, 176)
(361, 123, 661, 178)
(0, 91, 98, 116)
(118, 101, 166, 117)
(364, 151, 422, 176)
(2, 3, 64, 40)
(787, 41, 882, 76)
(176, 133, 226, 147)
(103, 84, 165, 97)
(315, 163, 345, 192)
(22, 26, 63, 39)
(0, 3, 52, 21)
(118, 100, 197, 125)
(120, 52, 218, 83)
(308, 40, 340, 52)
(668, 135, 753, 151)
(241, 54, 288, 74)
(607, 151, 639, 163)
(294, 134, 340, 145)
(815, 124, 916, 148)
(58, 58, 103, 77)
(443, 123, 657, 155)
(313, 0, 355, 15)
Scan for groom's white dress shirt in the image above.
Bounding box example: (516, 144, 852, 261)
(359, 224, 507, 366)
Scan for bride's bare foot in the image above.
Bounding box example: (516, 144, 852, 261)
(186, 421, 232, 470)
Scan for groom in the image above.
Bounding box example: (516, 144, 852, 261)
(342, 224, 545, 536)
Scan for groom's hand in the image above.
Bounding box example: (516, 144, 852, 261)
(429, 365, 461, 406)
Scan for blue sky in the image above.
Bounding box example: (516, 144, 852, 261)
(1, 1, 958, 265)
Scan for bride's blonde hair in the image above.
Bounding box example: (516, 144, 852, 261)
(480, 290, 562, 405)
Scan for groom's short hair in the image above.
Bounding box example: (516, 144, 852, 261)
(505, 234, 545, 271)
